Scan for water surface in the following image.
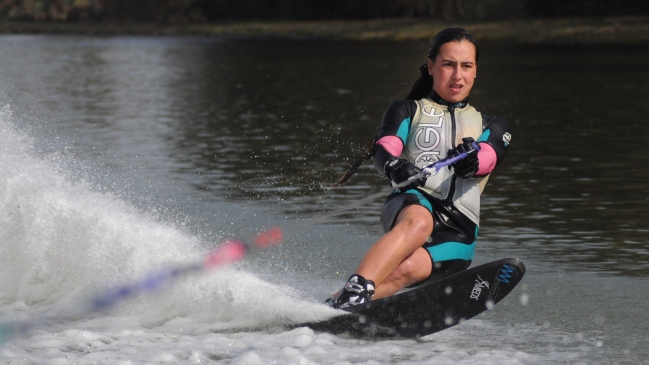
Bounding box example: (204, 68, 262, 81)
(0, 35, 648, 364)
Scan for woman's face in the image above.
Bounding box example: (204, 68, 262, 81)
(427, 40, 477, 103)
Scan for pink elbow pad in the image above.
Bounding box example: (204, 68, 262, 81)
(476, 143, 497, 175)
(376, 136, 404, 156)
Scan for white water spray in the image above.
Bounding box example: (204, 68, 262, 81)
(0, 106, 331, 342)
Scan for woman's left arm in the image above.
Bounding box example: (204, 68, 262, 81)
(474, 115, 512, 176)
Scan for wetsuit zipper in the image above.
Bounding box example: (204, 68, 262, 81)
(447, 105, 458, 202)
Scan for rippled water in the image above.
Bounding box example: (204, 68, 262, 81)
(1, 35, 648, 364)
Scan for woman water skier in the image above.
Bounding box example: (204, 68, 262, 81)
(328, 27, 512, 309)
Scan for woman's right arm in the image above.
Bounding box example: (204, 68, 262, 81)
(373, 100, 418, 177)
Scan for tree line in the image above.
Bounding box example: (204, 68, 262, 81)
(1, 0, 647, 22)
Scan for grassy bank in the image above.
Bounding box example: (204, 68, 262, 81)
(1, 16, 648, 43)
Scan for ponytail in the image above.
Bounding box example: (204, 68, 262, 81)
(405, 63, 433, 101)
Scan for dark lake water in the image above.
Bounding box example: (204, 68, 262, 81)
(1, 35, 648, 364)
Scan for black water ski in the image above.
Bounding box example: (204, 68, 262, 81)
(302, 258, 525, 338)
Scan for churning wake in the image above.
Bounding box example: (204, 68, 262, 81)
(0, 105, 332, 344)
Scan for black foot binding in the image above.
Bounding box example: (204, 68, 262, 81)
(327, 274, 375, 309)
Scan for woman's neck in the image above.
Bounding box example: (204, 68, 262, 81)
(427, 91, 469, 109)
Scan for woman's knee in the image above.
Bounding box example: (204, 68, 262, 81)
(394, 205, 433, 241)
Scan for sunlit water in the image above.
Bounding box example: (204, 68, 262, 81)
(0, 35, 648, 364)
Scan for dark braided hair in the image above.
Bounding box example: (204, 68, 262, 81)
(405, 27, 479, 101)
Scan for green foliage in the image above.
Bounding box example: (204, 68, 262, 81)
(101, 0, 204, 23)
(0, 0, 202, 21)
(193, 0, 525, 21)
(0, 0, 647, 22)
(0, 0, 104, 21)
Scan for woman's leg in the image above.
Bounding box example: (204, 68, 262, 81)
(355, 204, 433, 292)
(372, 247, 432, 299)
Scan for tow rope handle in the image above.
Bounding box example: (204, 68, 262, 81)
(391, 141, 480, 189)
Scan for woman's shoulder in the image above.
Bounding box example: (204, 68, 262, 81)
(480, 113, 510, 128)
(382, 99, 419, 120)
(479, 113, 512, 147)
(386, 99, 418, 109)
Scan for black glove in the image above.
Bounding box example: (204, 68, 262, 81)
(448, 137, 479, 179)
(383, 157, 425, 190)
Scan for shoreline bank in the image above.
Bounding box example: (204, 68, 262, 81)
(1, 16, 648, 43)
